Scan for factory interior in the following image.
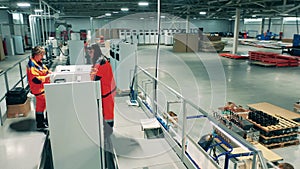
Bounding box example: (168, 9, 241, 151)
(0, 0, 300, 169)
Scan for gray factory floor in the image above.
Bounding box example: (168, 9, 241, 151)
(0, 40, 300, 168)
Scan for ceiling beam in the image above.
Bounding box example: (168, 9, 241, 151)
(283, 4, 300, 14)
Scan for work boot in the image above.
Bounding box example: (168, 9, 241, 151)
(36, 122, 48, 129)
(44, 111, 48, 126)
(36, 113, 48, 129)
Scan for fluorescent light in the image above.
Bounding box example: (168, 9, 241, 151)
(199, 11, 206, 15)
(280, 13, 289, 16)
(34, 9, 43, 12)
(140, 17, 144, 20)
(121, 8, 129, 11)
(112, 11, 119, 14)
(160, 15, 165, 18)
(105, 13, 111, 16)
(0, 6, 8, 9)
(96, 15, 105, 19)
(284, 17, 300, 21)
(244, 18, 262, 22)
(252, 15, 256, 17)
(138, 2, 149, 6)
(17, 2, 30, 7)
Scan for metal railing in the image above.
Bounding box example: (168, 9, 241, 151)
(134, 65, 269, 169)
(0, 56, 29, 125)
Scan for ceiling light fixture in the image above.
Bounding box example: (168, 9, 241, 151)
(34, 9, 43, 12)
(279, 13, 289, 16)
(96, 15, 106, 19)
(252, 15, 256, 17)
(160, 15, 165, 18)
(140, 17, 144, 20)
(105, 13, 111, 16)
(17, 2, 30, 7)
(0, 6, 8, 9)
(199, 11, 206, 15)
(121, 8, 129, 11)
(138, 2, 149, 6)
(112, 11, 119, 14)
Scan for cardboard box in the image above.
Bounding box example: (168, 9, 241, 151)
(187, 34, 199, 52)
(282, 38, 293, 43)
(7, 97, 31, 118)
(173, 33, 199, 52)
(173, 34, 187, 52)
(173, 39, 187, 52)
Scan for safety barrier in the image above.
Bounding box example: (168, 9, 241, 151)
(0, 56, 29, 125)
(134, 65, 269, 169)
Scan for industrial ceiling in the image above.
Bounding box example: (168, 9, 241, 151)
(1, 0, 300, 20)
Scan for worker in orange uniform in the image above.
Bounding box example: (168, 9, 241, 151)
(27, 46, 51, 129)
(88, 43, 116, 128)
(278, 163, 294, 169)
(89, 43, 116, 169)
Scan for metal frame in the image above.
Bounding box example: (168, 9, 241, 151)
(0, 56, 29, 126)
(134, 65, 269, 169)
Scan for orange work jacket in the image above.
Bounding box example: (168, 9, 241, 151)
(27, 58, 50, 96)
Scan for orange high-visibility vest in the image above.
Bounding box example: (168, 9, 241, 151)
(27, 58, 50, 96)
(92, 58, 116, 121)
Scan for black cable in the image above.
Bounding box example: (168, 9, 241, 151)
(58, 46, 68, 56)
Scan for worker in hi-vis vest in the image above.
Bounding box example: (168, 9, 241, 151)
(88, 43, 116, 129)
(27, 46, 51, 129)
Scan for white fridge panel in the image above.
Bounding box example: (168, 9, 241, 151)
(68, 40, 85, 65)
(44, 81, 103, 169)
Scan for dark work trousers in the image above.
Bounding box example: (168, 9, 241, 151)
(104, 121, 115, 169)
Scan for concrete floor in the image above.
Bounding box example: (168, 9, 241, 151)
(134, 43, 300, 168)
(0, 40, 299, 168)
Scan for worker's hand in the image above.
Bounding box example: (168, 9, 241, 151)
(45, 74, 51, 78)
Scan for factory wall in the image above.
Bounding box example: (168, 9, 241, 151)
(62, 16, 300, 39)
(0, 11, 10, 23)
(243, 18, 300, 39)
(191, 19, 232, 33)
(0, 11, 11, 36)
(65, 17, 232, 33)
(64, 18, 92, 31)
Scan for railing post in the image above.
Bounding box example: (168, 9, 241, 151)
(153, 78, 157, 116)
(4, 72, 9, 92)
(257, 150, 268, 169)
(252, 153, 257, 169)
(18, 62, 24, 88)
(0, 107, 3, 126)
(181, 100, 187, 160)
(166, 101, 170, 128)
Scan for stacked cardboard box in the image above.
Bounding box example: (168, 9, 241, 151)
(7, 97, 31, 118)
(173, 33, 198, 52)
(200, 35, 225, 52)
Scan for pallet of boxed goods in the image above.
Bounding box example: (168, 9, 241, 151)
(247, 102, 300, 148)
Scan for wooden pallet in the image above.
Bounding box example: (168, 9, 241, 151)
(249, 61, 276, 67)
(219, 53, 248, 59)
(247, 115, 299, 132)
(260, 132, 298, 140)
(263, 139, 300, 149)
